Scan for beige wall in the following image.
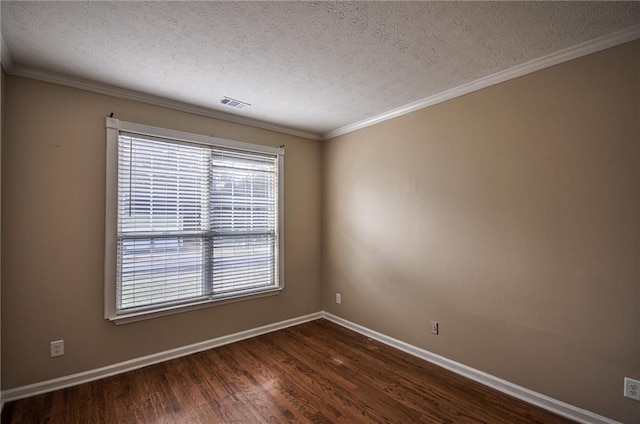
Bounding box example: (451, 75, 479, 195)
(1, 76, 323, 388)
(1, 40, 639, 423)
(323, 40, 640, 423)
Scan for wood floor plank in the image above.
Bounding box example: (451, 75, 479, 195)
(229, 340, 337, 422)
(254, 333, 428, 423)
(1, 319, 577, 424)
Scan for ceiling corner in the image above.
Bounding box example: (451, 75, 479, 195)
(1, 34, 15, 72)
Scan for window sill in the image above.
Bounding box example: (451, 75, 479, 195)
(108, 287, 283, 325)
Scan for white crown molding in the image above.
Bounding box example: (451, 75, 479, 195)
(323, 23, 640, 140)
(0, 312, 323, 403)
(3, 24, 640, 142)
(4, 64, 323, 141)
(321, 312, 620, 424)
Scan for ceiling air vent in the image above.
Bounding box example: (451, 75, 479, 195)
(220, 96, 251, 109)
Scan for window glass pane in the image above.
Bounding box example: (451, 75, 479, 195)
(118, 236, 206, 310)
(211, 149, 278, 235)
(114, 130, 280, 316)
(118, 135, 209, 234)
(211, 234, 276, 294)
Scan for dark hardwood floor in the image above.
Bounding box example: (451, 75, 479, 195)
(2, 319, 576, 423)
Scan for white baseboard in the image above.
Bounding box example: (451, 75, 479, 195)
(321, 312, 618, 424)
(1, 312, 323, 403)
(0, 311, 620, 424)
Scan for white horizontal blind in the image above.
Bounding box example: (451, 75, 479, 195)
(116, 132, 279, 314)
(211, 149, 279, 294)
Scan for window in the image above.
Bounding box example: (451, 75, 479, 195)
(105, 118, 284, 322)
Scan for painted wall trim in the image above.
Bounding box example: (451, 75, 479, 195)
(0, 311, 623, 423)
(0, 312, 323, 403)
(3, 64, 323, 141)
(321, 312, 619, 424)
(4, 25, 640, 144)
(322, 24, 640, 140)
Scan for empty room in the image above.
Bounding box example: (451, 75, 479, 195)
(1, 2, 639, 423)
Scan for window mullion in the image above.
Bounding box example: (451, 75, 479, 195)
(204, 149, 214, 297)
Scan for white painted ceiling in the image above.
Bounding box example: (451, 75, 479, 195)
(2, 1, 640, 139)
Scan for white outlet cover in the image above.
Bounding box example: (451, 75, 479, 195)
(624, 377, 640, 401)
(50, 340, 64, 357)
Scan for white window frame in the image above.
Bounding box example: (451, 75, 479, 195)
(105, 118, 285, 324)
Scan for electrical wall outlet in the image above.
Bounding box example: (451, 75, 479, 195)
(430, 321, 439, 335)
(336, 293, 341, 304)
(624, 377, 640, 401)
(50, 340, 64, 357)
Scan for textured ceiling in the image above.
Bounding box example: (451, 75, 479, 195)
(2, 1, 640, 138)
